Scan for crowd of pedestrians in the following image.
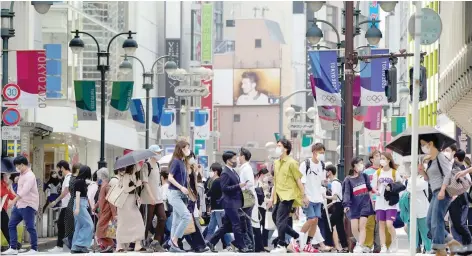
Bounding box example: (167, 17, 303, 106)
(1, 136, 472, 255)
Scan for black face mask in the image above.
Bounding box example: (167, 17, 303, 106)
(261, 168, 269, 175)
(58, 171, 63, 177)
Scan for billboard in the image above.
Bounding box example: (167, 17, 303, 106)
(232, 69, 281, 106)
(213, 69, 234, 106)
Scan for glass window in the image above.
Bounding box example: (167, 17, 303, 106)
(255, 39, 262, 48)
(323, 5, 338, 32)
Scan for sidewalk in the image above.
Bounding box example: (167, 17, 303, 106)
(21, 237, 57, 252)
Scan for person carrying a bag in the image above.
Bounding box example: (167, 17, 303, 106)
(95, 168, 117, 253)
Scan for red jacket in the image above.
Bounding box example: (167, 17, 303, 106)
(1, 181, 16, 211)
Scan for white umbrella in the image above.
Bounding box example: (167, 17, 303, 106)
(158, 154, 173, 166)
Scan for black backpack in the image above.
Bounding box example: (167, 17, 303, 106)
(305, 159, 325, 176)
(135, 161, 160, 196)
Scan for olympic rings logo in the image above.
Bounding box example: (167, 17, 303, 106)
(322, 95, 337, 103)
(366, 95, 384, 103)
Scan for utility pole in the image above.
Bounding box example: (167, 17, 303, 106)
(342, 2, 354, 177)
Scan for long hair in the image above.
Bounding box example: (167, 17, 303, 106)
(381, 152, 399, 170)
(72, 163, 81, 175)
(169, 140, 190, 168)
(77, 165, 92, 180)
(349, 157, 364, 176)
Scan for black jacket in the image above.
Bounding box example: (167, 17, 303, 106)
(384, 182, 406, 206)
(219, 166, 243, 209)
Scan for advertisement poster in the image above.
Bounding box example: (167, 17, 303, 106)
(160, 108, 177, 140)
(360, 48, 390, 106)
(233, 68, 281, 106)
(74, 80, 97, 121)
(194, 109, 210, 140)
(308, 50, 341, 107)
(129, 99, 146, 132)
(16, 50, 46, 108)
(109, 81, 134, 120)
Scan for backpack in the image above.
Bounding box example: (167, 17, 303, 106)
(376, 168, 397, 183)
(405, 177, 431, 202)
(428, 154, 472, 197)
(135, 161, 156, 196)
(305, 159, 325, 176)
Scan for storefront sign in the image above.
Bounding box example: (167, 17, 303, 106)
(174, 86, 209, 97)
(288, 122, 314, 131)
(201, 3, 213, 64)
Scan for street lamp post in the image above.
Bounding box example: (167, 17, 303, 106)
(68, 30, 138, 169)
(278, 89, 311, 139)
(119, 55, 178, 148)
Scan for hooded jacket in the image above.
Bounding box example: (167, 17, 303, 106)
(384, 182, 406, 206)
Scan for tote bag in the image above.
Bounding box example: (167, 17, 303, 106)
(264, 210, 276, 230)
(106, 179, 127, 208)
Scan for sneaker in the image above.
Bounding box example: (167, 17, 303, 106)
(168, 240, 185, 253)
(271, 245, 287, 253)
(287, 238, 301, 253)
(380, 245, 388, 253)
(302, 244, 320, 253)
(149, 240, 166, 252)
(362, 246, 371, 253)
(221, 246, 234, 253)
(353, 245, 363, 253)
(388, 239, 398, 253)
(21, 250, 39, 255)
(48, 246, 63, 253)
(2, 248, 18, 255)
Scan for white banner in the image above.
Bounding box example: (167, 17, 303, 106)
(194, 109, 210, 140)
(160, 108, 177, 140)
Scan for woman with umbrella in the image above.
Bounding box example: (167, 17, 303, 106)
(418, 134, 462, 255)
(1, 171, 17, 251)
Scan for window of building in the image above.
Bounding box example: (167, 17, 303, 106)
(233, 114, 240, 122)
(226, 19, 235, 27)
(255, 39, 262, 48)
(324, 5, 338, 31)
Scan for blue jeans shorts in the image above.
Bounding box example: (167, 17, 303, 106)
(303, 202, 322, 219)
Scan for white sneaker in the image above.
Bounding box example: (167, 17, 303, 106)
(362, 246, 372, 253)
(353, 245, 363, 253)
(48, 246, 63, 253)
(21, 250, 38, 255)
(2, 248, 18, 255)
(270, 245, 287, 253)
(388, 239, 398, 253)
(380, 245, 388, 253)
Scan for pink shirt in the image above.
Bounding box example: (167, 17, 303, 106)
(16, 169, 39, 211)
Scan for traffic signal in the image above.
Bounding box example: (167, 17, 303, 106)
(409, 66, 427, 102)
(385, 65, 397, 103)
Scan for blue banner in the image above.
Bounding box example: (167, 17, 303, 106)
(129, 99, 146, 132)
(308, 50, 341, 106)
(369, 1, 379, 28)
(151, 97, 166, 125)
(360, 48, 389, 106)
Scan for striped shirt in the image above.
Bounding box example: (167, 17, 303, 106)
(342, 172, 372, 210)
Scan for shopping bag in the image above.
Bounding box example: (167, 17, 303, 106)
(105, 221, 116, 239)
(184, 217, 196, 235)
(264, 210, 275, 230)
(1, 222, 24, 246)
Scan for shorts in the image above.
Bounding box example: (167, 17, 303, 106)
(348, 201, 375, 220)
(376, 209, 397, 222)
(303, 202, 322, 219)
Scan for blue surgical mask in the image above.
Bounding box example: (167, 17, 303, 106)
(98, 179, 103, 185)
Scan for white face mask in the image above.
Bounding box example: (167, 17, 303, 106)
(188, 158, 196, 165)
(443, 152, 452, 160)
(421, 145, 430, 154)
(209, 172, 215, 178)
(184, 149, 191, 157)
(380, 159, 388, 167)
(317, 154, 325, 162)
(153, 155, 162, 161)
(355, 163, 364, 172)
(51, 173, 58, 178)
(423, 163, 428, 171)
(274, 147, 283, 157)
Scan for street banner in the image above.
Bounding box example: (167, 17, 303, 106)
(364, 106, 383, 130)
(151, 97, 166, 132)
(108, 81, 134, 120)
(353, 75, 367, 132)
(317, 106, 340, 131)
(201, 3, 213, 64)
(360, 48, 389, 106)
(165, 39, 181, 109)
(309, 50, 341, 106)
(391, 116, 407, 137)
(160, 108, 177, 140)
(194, 108, 210, 140)
(129, 99, 146, 132)
(201, 65, 213, 131)
(16, 50, 46, 109)
(74, 80, 97, 121)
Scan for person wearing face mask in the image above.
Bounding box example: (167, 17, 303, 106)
(418, 135, 461, 256)
(43, 170, 62, 212)
(362, 150, 389, 253)
(166, 141, 193, 253)
(371, 152, 402, 253)
(443, 144, 458, 164)
(3, 156, 39, 255)
(268, 139, 306, 253)
(140, 145, 166, 252)
(342, 157, 374, 253)
(256, 165, 274, 250)
(297, 143, 326, 253)
(206, 151, 250, 253)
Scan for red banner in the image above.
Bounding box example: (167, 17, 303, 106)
(16, 50, 46, 109)
(201, 65, 213, 131)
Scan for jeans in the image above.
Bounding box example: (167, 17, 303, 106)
(167, 189, 192, 239)
(72, 198, 94, 250)
(450, 195, 472, 245)
(8, 207, 37, 251)
(204, 210, 231, 247)
(427, 190, 452, 250)
(407, 217, 432, 252)
(242, 206, 255, 250)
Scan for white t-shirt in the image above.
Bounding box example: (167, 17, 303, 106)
(87, 181, 98, 206)
(299, 159, 326, 203)
(406, 176, 430, 218)
(330, 179, 343, 202)
(61, 174, 72, 208)
(236, 93, 269, 105)
(141, 161, 163, 204)
(372, 169, 402, 211)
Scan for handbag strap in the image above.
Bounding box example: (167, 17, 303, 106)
(238, 208, 262, 224)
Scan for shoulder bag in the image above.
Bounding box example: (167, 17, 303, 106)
(242, 190, 256, 208)
(106, 177, 127, 208)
